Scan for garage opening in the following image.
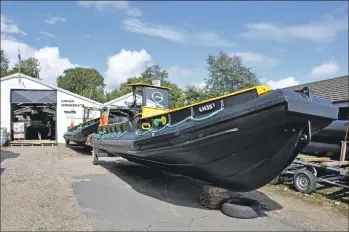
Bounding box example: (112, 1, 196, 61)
(10, 89, 57, 145)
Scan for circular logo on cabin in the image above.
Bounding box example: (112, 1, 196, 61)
(152, 91, 163, 103)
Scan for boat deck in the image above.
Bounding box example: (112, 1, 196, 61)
(8, 140, 57, 146)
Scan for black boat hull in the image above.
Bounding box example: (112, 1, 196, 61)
(63, 121, 100, 145)
(301, 120, 348, 160)
(311, 120, 348, 144)
(63, 116, 121, 145)
(303, 141, 349, 161)
(90, 88, 338, 192)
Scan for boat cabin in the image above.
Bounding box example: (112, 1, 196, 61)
(126, 83, 172, 119)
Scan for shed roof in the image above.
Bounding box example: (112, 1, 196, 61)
(103, 92, 134, 106)
(284, 75, 348, 103)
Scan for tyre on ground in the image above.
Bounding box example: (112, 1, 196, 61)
(221, 198, 262, 219)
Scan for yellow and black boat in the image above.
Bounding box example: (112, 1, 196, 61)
(89, 83, 338, 192)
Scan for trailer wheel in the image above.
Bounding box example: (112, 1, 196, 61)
(268, 175, 280, 185)
(293, 169, 316, 194)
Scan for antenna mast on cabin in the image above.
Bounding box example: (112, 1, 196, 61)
(17, 42, 21, 84)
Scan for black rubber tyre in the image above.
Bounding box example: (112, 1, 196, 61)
(268, 175, 280, 185)
(221, 198, 261, 219)
(65, 139, 70, 146)
(293, 169, 317, 194)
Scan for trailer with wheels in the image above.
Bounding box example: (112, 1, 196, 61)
(269, 155, 349, 194)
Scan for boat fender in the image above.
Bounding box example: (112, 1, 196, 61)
(142, 123, 151, 130)
(153, 116, 167, 127)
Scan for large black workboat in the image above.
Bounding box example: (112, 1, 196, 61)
(89, 84, 338, 192)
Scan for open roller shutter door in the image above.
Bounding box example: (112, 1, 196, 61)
(11, 90, 57, 104)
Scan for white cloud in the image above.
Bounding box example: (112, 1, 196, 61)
(1, 36, 77, 85)
(121, 18, 234, 47)
(40, 31, 56, 38)
(77, 1, 142, 17)
(310, 61, 340, 78)
(229, 52, 279, 67)
(196, 82, 206, 89)
(168, 65, 194, 78)
(83, 35, 91, 39)
(315, 47, 325, 53)
(241, 17, 348, 42)
(105, 49, 152, 91)
(126, 8, 142, 17)
(1, 14, 27, 36)
(167, 65, 197, 87)
(33, 47, 77, 84)
(1, 39, 35, 67)
(266, 77, 299, 89)
(45, 17, 67, 25)
(77, 1, 129, 10)
(121, 18, 184, 42)
(192, 32, 234, 47)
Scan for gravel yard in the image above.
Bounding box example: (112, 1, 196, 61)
(1, 145, 348, 231)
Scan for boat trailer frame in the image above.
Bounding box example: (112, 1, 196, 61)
(271, 156, 349, 194)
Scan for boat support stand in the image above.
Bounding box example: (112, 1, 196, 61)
(92, 147, 119, 165)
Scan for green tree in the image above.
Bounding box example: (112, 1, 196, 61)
(8, 57, 41, 79)
(177, 85, 208, 106)
(57, 67, 106, 102)
(162, 80, 183, 108)
(0, 49, 9, 77)
(204, 52, 260, 97)
(140, 64, 168, 82)
(105, 89, 121, 102)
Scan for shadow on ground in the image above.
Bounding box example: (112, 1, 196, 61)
(66, 143, 92, 156)
(0, 149, 20, 174)
(98, 158, 283, 213)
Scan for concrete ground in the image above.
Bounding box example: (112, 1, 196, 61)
(1, 145, 348, 231)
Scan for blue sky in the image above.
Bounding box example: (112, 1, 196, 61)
(1, 1, 348, 91)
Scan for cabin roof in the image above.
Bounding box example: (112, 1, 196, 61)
(126, 82, 171, 90)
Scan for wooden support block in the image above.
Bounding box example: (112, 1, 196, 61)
(300, 157, 331, 162)
(297, 154, 311, 158)
(340, 141, 348, 161)
(321, 161, 349, 167)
